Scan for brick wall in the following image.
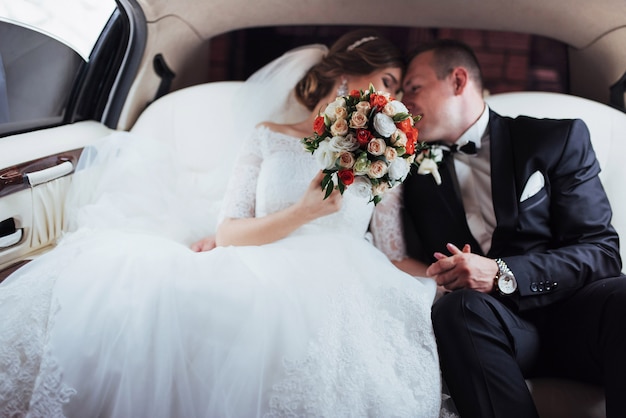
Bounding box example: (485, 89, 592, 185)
(207, 26, 568, 95)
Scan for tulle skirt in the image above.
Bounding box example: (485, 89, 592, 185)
(0, 132, 443, 417)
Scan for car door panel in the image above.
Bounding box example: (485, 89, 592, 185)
(0, 121, 114, 272)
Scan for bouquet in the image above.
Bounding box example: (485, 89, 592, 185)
(302, 84, 434, 205)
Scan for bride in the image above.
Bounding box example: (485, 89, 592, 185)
(0, 30, 446, 417)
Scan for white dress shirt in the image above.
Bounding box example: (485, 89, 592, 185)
(452, 105, 495, 254)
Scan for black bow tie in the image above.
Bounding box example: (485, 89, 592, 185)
(452, 141, 477, 155)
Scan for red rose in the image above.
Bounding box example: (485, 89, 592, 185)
(405, 128, 418, 155)
(396, 117, 413, 133)
(356, 129, 373, 147)
(313, 115, 326, 136)
(369, 93, 388, 110)
(349, 89, 361, 98)
(338, 169, 355, 186)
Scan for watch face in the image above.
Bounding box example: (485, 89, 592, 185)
(498, 273, 517, 295)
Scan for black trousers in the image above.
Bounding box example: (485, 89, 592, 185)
(432, 276, 626, 418)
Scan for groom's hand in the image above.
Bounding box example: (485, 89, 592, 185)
(426, 243, 498, 293)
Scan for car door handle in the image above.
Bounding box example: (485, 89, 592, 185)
(25, 160, 74, 186)
(0, 218, 22, 249)
(0, 228, 22, 249)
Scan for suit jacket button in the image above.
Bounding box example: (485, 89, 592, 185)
(538, 282, 545, 291)
(531, 282, 538, 292)
(545, 282, 552, 291)
(552, 282, 558, 288)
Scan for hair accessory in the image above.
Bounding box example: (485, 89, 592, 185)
(347, 36, 378, 52)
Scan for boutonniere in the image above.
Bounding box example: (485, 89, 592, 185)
(414, 145, 444, 185)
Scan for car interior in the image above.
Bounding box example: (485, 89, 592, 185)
(1, 0, 625, 416)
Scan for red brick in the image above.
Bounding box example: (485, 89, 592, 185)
(485, 31, 531, 52)
(505, 54, 529, 81)
(475, 52, 505, 79)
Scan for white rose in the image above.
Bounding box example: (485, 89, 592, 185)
(388, 157, 411, 181)
(330, 118, 349, 137)
(329, 133, 359, 152)
(417, 158, 442, 185)
(350, 176, 373, 199)
(367, 137, 386, 156)
(373, 113, 397, 138)
(313, 139, 338, 170)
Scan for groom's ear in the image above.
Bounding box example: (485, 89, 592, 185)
(450, 67, 469, 96)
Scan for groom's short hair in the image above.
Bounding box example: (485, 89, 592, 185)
(408, 39, 483, 91)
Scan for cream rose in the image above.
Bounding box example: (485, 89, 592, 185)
(390, 129, 408, 147)
(373, 113, 397, 138)
(334, 106, 348, 120)
(349, 112, 368, 129)
(384, 146, 398, 162)
(368, 160, 388, 178)
(367, 138, 387, 156)
(337, 151, 355, 168)
(323, 98, 346, 122)
(355, 101, 371, 114)
(330, 118, 349, 137)
(372, 181, 389, 196)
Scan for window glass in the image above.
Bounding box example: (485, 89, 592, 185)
(0, 0, 116, 133)
(0, 0, 116, 60)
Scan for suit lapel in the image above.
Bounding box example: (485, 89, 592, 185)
(488, 112, 520, 257)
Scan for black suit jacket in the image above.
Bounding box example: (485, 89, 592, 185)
(402, 110, 622, 311)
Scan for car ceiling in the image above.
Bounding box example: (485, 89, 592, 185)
(137, 0, 625, 49)
(118, 0, 626, 131)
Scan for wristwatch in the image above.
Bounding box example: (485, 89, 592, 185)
(494, 258, 517, 295)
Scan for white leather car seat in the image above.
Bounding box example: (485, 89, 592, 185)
(131, 83, 626, 418)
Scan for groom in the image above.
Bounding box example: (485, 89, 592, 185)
(400, 39, 626, 417)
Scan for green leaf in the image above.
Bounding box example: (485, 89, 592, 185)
(321, 173, 332, 189)
(324, 181, 334, 199)
(392, 113, 410, 122)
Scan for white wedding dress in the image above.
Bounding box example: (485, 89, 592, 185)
(0, 126, 445, 417)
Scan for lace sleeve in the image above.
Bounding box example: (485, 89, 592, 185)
(370, 185, 407, 261)
(218, 128, 264, 222)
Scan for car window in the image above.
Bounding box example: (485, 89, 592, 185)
(0, 0, 116, 134)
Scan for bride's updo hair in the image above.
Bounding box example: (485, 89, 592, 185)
(294, 29, 404, 111)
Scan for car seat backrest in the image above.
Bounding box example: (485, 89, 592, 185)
(131, 84, 626, 268)
(486, 91, 626, 266)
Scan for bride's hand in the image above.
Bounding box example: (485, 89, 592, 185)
(191, 235, 217, 252)
(296, 171, 343, 221)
